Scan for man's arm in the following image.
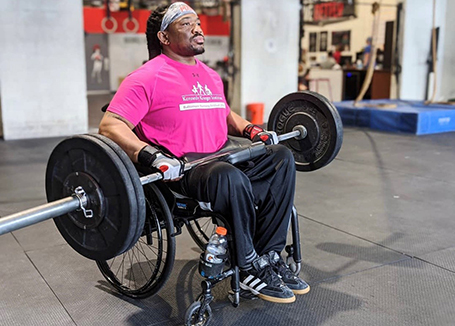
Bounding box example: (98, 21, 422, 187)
(226, 111, 250, 136)
(363, 52, 370, 67)
(98, 111, 149, 162)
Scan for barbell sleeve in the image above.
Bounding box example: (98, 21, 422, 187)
(0, 196, 82, 236)
(277, 128, 304, 142)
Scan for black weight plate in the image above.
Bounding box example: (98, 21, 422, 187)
(268, 91, 343, 171)
(86, 133, 145, 252)
(45, 135, 138, 261)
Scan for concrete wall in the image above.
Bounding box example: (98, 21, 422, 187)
(240, 0, 300, 121)
(0, 1, 87, 140)
(108, 33, 148, 92)
(400, 0, 448, 100)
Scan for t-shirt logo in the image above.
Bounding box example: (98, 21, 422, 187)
(180, 81, 225, 111)
(192, 82, 212, 96)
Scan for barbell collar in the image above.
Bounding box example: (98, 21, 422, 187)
(293, 125, 307, 140)
(0, 195, 81, 236)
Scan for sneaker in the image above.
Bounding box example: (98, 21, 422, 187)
(268, 251, 310, 295)
(240, 254, 295, 303)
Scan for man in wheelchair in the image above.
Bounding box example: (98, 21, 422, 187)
(99, 2, 309, 303)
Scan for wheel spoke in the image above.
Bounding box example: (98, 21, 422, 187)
(96, 184, 175, 298)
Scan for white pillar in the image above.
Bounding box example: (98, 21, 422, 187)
(0, 0, 88, 140)
(239, 0, 300, 122)
(400, 0, 447, 101)
(438, 0, 455, 101)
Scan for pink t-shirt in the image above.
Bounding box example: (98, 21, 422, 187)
(107, 54, 230, 157)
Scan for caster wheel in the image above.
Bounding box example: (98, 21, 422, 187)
(184, 301, 212, 326)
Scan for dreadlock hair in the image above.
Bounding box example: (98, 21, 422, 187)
(146, 5, 169, 60)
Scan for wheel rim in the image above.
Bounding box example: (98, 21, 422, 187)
(186, 301, 212, 326)
(97, 184, 175, 298)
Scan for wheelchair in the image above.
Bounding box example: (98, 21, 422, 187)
(94, 137, 303, 326)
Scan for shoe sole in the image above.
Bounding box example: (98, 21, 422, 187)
(258, 293, 296, 303)
(291, 285, 310, 295)
(240, 283, 295, 304)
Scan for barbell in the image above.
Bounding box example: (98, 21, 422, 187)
(0, 91, 343, 261)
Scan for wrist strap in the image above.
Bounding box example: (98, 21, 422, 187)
(138, 145, 159, 166)
(243, 124, 264, 140)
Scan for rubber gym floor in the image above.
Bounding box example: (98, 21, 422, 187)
(1, 95, 455, 326)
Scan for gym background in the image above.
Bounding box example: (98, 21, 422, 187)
(0, 0, 454, 140)
(1, 1, 455, 325)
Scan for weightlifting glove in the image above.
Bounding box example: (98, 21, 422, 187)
(138, 145, 184, 181)
(243, 124, 279, 145)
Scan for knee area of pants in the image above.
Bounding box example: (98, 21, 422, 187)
(209, 163, 247, 184)
(271, 144, 295, 165)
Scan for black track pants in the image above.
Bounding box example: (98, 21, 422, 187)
(178, 144, 296, 269)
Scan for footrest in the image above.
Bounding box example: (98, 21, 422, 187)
(229, 289, 259, 301)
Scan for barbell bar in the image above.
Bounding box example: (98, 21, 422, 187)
(0, 126, 306, 238)
(0, 90, 343, 260)
(0, 194, 84, 237)
(140, 127, 305, 185)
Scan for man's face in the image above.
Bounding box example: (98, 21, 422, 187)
(166, 14, 205, 56)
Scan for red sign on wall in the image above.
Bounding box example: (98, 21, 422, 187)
(313, 2, 345, 21)
(304, 0, 356, 25)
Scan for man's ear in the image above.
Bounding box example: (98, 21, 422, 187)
(157, 31, 170, 45)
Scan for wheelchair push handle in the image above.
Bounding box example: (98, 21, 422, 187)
(138, 126, 306, 186)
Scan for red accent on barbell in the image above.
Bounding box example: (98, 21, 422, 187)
(260, 134, 269, 141)
(159, 166, 169, 172)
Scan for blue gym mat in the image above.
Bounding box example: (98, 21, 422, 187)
(334, 99, 455, 135)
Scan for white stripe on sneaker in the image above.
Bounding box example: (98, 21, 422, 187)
(249, 278, 261, 287)
(255, 282, 267, 291)
(241, 275, 268, 295)
(243, 275, 254, 285)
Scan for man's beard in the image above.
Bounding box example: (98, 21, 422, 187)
(190, 34, 205, 56)
(192, 46, 205, 56)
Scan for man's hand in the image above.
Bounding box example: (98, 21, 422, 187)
(138, 145, 184, 181)
(243, 124, 279, 145)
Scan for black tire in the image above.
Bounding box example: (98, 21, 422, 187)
(96, 183, 176, 298)
(184, 301, 212, 326)
(186, 216, 217, 251)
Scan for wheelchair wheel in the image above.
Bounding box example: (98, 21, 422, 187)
(96, 183, 176, 298)
(186, 216, 217, 251)
(184, 301, 212, 326)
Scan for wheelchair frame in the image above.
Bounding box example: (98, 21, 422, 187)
(95, 175, 302, 324)
(92, 126, 303, 324)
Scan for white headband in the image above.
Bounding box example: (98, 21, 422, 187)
(160, 2, 197, 32)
